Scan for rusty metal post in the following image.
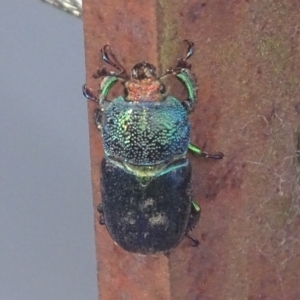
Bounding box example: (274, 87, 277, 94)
(83, 0, 300, 299)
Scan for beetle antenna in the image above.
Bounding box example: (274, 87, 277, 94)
(101, 45, 129, 79)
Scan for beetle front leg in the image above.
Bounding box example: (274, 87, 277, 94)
(100, 45, 129, 80)
(82, 84, 98, 103)
(173, 41, 197, 112)
(84, 45, 129, 109)
(161, 40, 197, 113)
(188, 143, 224, 160)
(93, 67, 119, 79)
(97, 203, 105, 225)
(177, 40, 194, 69)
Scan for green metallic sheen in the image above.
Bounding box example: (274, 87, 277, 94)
(102, 95, 190, 165)
(99, 76, 119, 105)
(188, 143, 203, 155)
(176, 70, 197, 106)
(192, 201, 201, 212)
(81, 41, 224, 253)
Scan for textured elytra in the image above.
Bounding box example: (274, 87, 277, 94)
(101, 158, 192, 254)
(102, 96, 190, 165)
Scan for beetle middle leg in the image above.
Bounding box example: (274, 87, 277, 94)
(186, 201, 201, 247)
(93, 108, 103, 131)
(188, 143, 224, 160)
(97, 203, 105, 225)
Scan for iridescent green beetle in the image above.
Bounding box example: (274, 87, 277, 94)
(83, 41, 223, 254)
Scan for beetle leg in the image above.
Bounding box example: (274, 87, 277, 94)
(160, 40, 197, 113)
(186, 201, 201, 247)
(161, 68, 197, 113)
(98, 75, 120, 109)
(162, 40, 194, 74)
(187, 201, 201, 231)
(93, 67, 119, 79)
(186, 233, 200, 247)
(97, 203, 105, 225)
(100, 45, 129, 80)
(177, 40, 194, 69)
(188, 143, 224, 160)
(86, 46, 129, 107)
(82, 84, 98, 103)
(93, 108, 103, 131)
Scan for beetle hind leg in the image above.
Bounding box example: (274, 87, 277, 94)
(187, 201, 201, 231)
(186, 233, 200, 247)
(185, 201, 201, 247)
(97, 203, 105, 225)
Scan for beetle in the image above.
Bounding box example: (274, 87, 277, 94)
(83, 41, 223, 254)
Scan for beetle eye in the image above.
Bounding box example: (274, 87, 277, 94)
(159, 84, 166, 94)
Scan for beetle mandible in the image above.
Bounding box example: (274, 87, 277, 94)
(83, 41, 223, 254)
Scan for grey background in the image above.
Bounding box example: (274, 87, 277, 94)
(0, 1, 98, 299)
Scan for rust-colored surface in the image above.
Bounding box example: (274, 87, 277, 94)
(83, 0, 300, 299)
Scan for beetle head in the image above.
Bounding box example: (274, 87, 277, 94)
(124, 62, 166, 102)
